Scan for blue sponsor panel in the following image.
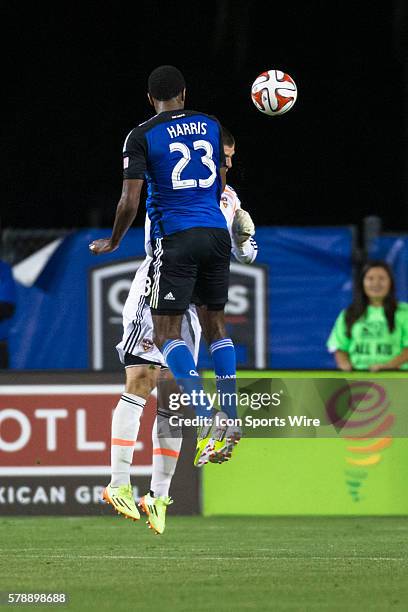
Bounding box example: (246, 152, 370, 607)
(199, 227, 354, 369)
(10, 230, 146, 370)
(267, 227, 353, 369)
(9, 227, 353, 370)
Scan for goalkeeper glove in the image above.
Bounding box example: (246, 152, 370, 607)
(232, 209, 255, 246)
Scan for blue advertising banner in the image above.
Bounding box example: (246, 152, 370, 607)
(9, 227, 353, 370)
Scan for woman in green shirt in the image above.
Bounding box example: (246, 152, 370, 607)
(327, 261, 408, 371)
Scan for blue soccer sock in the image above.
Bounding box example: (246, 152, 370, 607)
(209, 338, 237, 419)
(162, 339, 210, 419)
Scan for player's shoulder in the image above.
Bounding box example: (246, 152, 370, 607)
(143, 109, 220, 127)
(221, 184, 241, 209)
(130, 109, 220, 135)
(122, 124, 146, 151)
(184, 109, 221, 122)
(224, 184, 238, 198)
(123, 112, 166, 142)
(123, 109, 222, 152)
(122, 113, 167, 150)
(180, 110, 223, 134)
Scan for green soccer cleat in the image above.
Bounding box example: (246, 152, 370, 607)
(102, 483, 140, 521)
(193, 418, 216, 467)
(209, 426, 242, 464)
(138, 492, 173, 535)
(194, 411, 241, 467)
(208, 438, 230, 464)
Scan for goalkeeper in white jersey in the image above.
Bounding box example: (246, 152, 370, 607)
(102, 127, 257, 533)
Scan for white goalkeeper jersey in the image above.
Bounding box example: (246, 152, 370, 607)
(220, 184, 258, 264)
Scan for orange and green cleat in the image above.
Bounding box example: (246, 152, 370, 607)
(194, 411, 241, 466)
(138, 492, 173, 535)
(102, 484, 140, 521)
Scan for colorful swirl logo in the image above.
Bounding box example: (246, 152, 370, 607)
(326, 382, 395, 502)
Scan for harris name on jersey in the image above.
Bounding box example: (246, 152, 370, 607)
(166, 118, 208, 138)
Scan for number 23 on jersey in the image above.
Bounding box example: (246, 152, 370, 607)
(169, 140, 217, 190)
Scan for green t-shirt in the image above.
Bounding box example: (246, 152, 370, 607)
(327, 302, 408, 370)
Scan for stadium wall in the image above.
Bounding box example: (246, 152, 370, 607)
(9, 226, 354, 371)
(2, 370, 407, 516)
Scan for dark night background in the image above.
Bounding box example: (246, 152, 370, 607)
(4, 2, 408, 234)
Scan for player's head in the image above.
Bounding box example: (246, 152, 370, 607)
(222, 126, 235, 170)
(147, 65, 186, 108)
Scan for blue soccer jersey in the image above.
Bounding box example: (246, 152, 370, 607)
(122, 110, 227, 239)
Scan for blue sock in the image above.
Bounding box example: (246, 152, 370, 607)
(210, 338, 237, 419)
(162, 339, 210, 419)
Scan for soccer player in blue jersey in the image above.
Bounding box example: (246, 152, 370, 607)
(96, 128, 256, 530)
(90, 65, 241, 469)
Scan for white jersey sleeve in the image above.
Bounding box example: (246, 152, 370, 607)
(220, 184, 258, 264)
(144, 214, 153, 257)
(232, 236, 258, 264)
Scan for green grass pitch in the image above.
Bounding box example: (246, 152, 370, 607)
(1, 516, 408, 611)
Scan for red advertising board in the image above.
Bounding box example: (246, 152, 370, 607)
(0, 385, 153, 473)
(0, 373, 199, 515)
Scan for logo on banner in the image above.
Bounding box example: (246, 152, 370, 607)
(89, 259, 145, 371)
(227, 262, 268, 369)
(0, 385, 153, 468)
(0, 380, 199, 515)
(0, 384, 154, 513)
(89, 259, 268, 370)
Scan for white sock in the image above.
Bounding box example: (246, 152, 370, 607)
(150, 409, 182, 498)
(111, 393, 145, 487)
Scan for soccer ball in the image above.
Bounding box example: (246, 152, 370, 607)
(251, 69, 297, 116)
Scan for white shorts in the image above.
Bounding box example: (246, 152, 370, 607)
(116, 257, 201, 367)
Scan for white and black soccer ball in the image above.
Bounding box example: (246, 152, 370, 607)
(251, 69, 297, 117)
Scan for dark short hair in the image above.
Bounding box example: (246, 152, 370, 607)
(221, 126, 235, 147)
(148, 65, 186, 101)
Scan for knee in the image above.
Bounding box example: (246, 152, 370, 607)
(125, 366, 158, 399)
(152, 315, 182, 349)
(154, 331, 176, 350)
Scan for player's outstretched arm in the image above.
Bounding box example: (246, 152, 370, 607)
(89, 179, 143, 254)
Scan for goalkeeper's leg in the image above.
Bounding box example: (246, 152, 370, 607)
(139, 371, 181, 534)
(103, 364, 159, 521)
